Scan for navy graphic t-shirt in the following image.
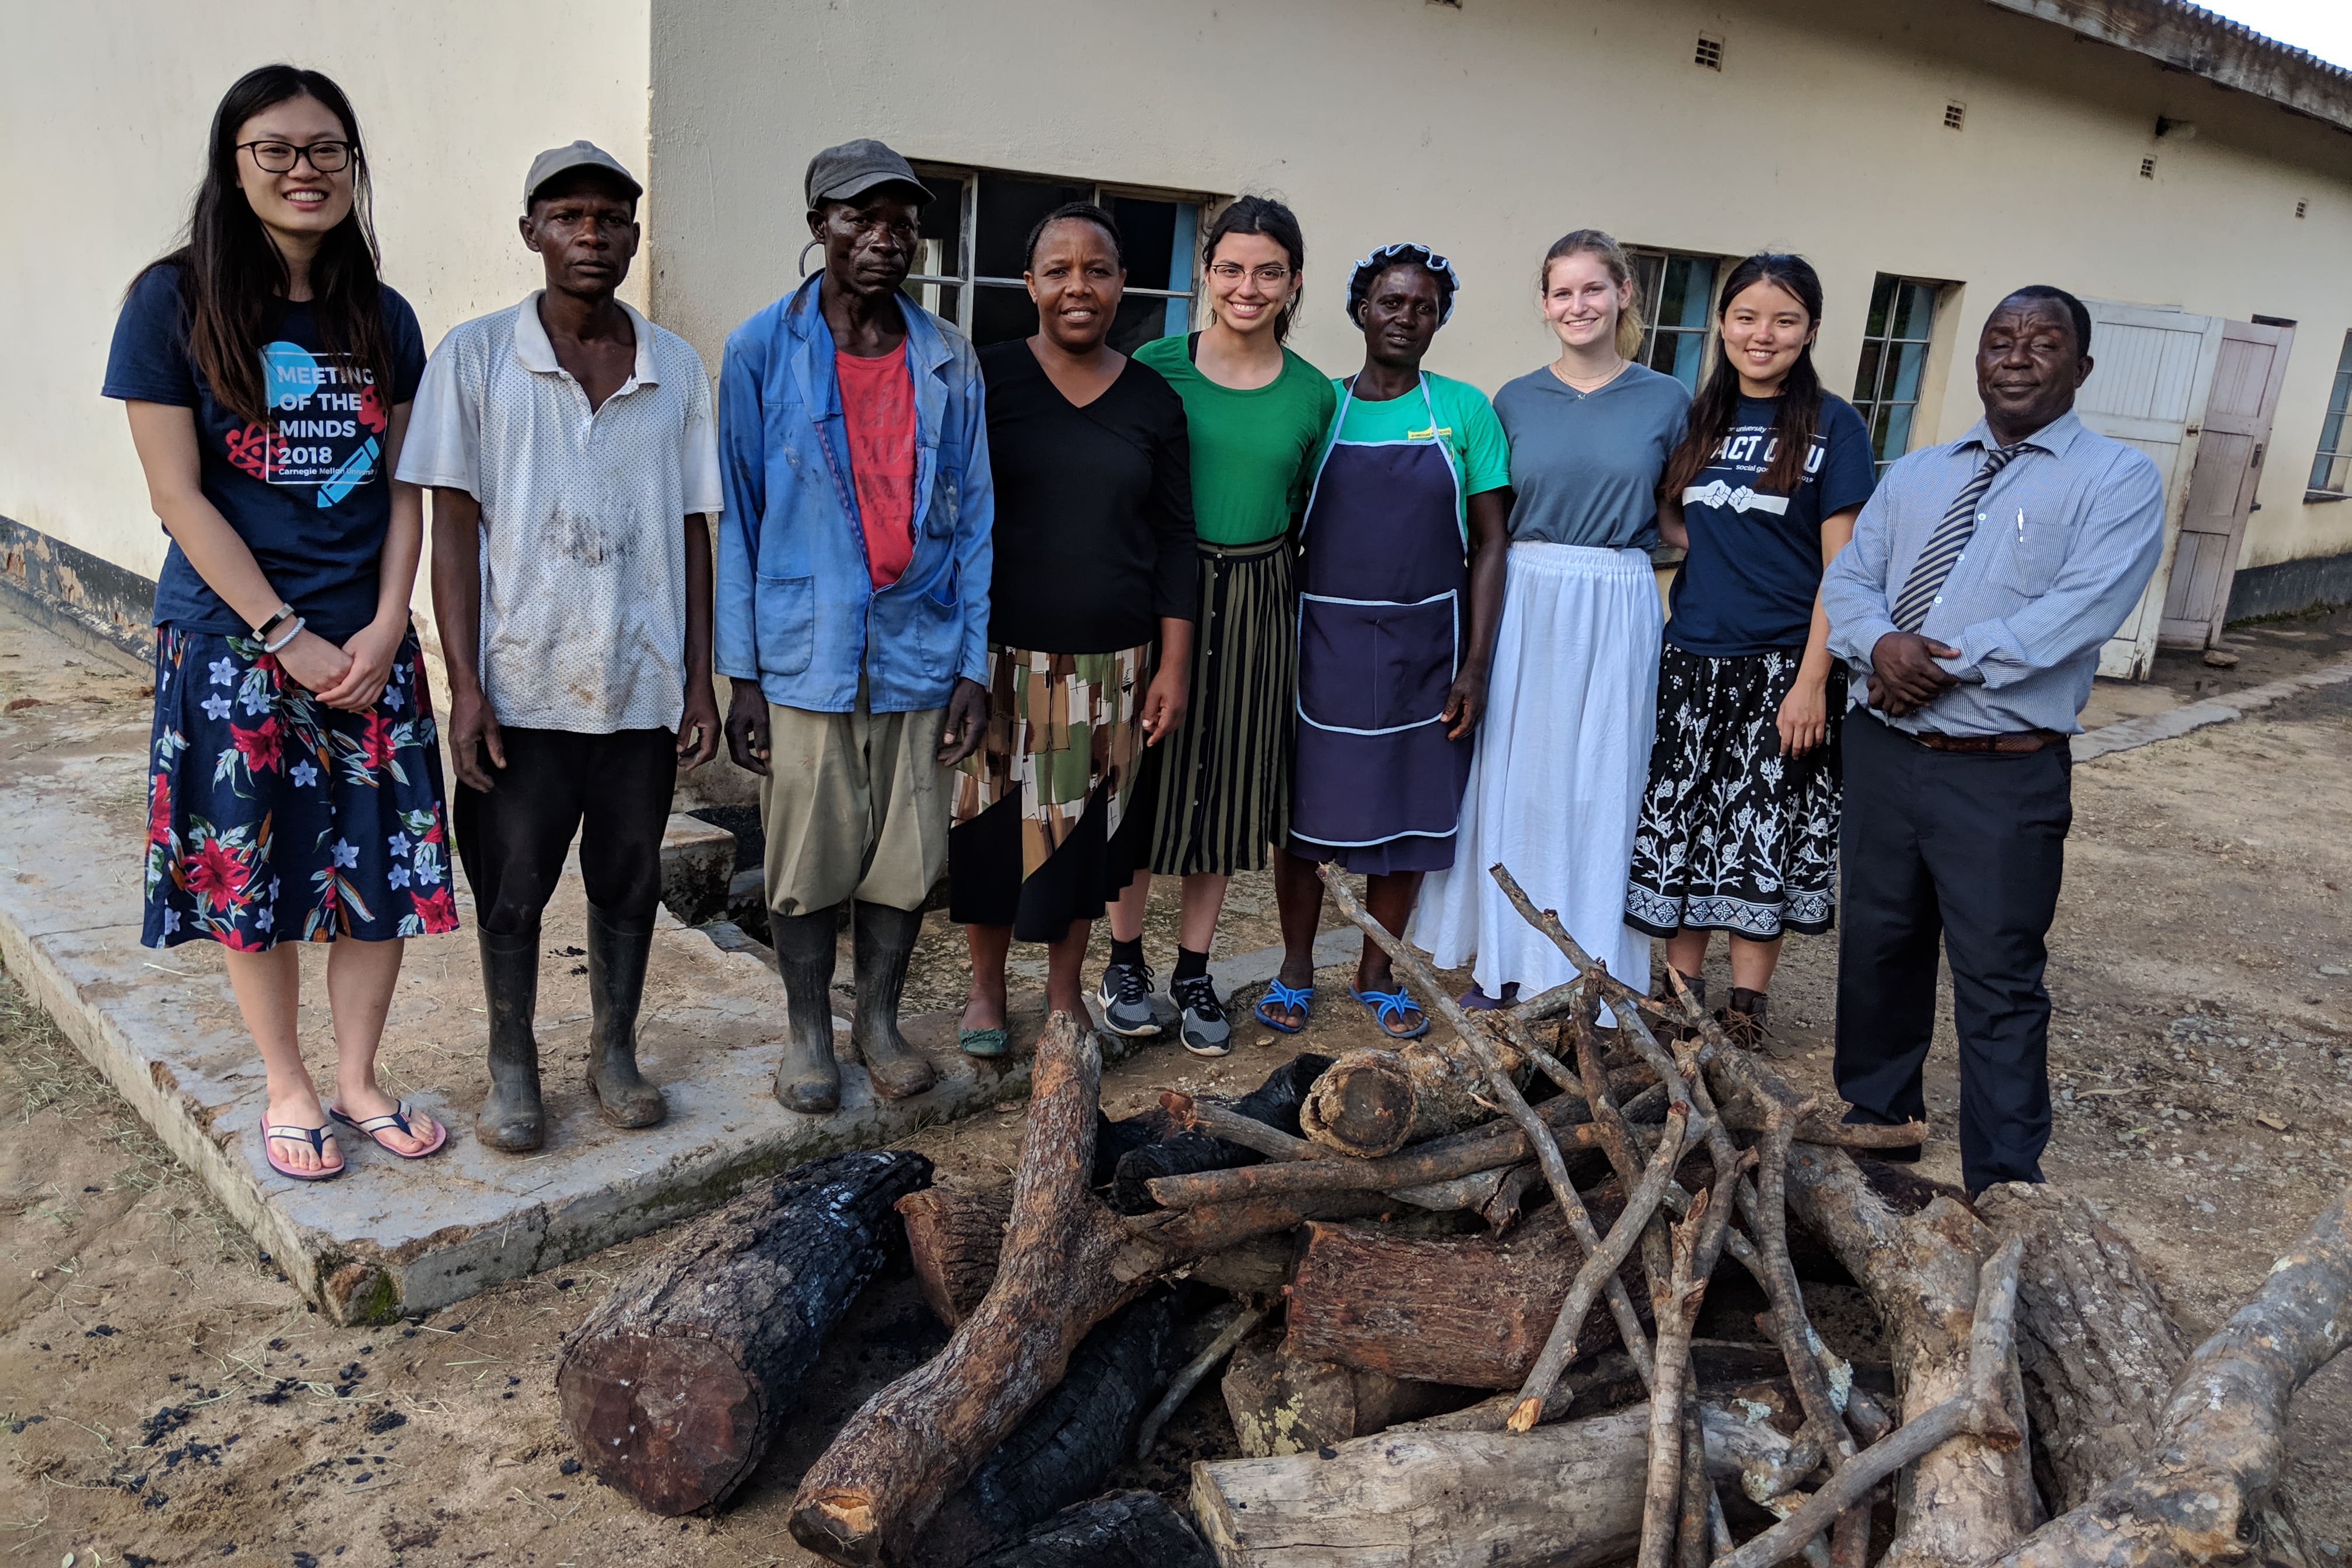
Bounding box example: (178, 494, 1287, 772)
(1666, 391, 1875, 656)
(103, 264, 428, 641)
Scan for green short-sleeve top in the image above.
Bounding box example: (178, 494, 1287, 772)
(1319, 370, 1512, 535)
(1133, 334, 1337, 547)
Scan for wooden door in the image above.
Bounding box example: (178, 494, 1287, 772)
(2074, 301, 2223, 680)
(2158, 320, 2294, 648)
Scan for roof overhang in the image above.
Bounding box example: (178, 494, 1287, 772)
(1979, 0, 2352, 136)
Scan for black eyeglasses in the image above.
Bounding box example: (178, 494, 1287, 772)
(238, 140, 354, 174)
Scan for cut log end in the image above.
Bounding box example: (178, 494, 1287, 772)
(793, 1493, 880, 1562)
(1300, 1051, 1418, 1157)
(1507, 1396, 1541, 1433)
(556, 1334, 762, 1516)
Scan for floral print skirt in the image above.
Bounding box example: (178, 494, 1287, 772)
(143, 624, 460, 949)
(1623, 642, 1845, 941)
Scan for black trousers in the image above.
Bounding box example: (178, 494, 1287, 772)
(1833, 712, 2071, 1191)
(453, 726, 678, 936)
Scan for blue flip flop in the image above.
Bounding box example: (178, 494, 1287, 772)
(959, 1027, 1011, 1059)
(1252, 978, 1314, 1035)
(1352, 986, 1431, 1041)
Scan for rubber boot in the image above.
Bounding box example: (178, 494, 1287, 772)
(852, 901, 937, 1100)
(1718, 987, 1772, 1054)
(584, 907, 668, 1129)
(772, 905, 843, 1112)
(476, 926, 546, 1153)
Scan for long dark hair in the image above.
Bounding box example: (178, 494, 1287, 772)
(133, 65, 394, 428)
(1662, 253, 1825, 499)
(1203, 195, 1306, 344)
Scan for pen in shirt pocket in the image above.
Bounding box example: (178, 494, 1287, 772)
(2015, 508, 2026, 544)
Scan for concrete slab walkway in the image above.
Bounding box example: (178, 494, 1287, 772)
(0, 712, 1039, 1324)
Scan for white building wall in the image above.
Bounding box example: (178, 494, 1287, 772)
(651, 0, 2352, 573)
(0, 2, 652, 589)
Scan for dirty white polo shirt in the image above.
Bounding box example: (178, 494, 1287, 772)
(397, 293, 722, 734)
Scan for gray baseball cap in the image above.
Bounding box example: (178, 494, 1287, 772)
(804, 138, 933, 211)
(523, 141, 642, 207)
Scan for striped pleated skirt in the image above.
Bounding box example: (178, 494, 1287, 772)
(1149, 536, 1294, 876)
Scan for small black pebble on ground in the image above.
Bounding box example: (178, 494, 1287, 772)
(86, 1324, 116, 1337)
(556, 1278, 575, 1290)
(365, 1410, 407, 1435)
(559, 1458, 582, 1475)
(1318, 1446, 1338, 1459)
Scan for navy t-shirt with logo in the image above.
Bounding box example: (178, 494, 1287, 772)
(103, 264, 428, 641)
(1665, 392, 1875, 656)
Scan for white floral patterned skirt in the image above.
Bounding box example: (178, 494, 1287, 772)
(142, 624, 459, 949)
(1624, 642, 1844, 940)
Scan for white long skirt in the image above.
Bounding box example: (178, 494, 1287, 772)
(1413, 542, 1662, 1011)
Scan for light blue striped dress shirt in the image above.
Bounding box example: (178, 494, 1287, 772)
(1821, 410, 2165, 737)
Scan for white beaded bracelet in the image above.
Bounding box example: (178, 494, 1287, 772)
(262, 615, 306, 654)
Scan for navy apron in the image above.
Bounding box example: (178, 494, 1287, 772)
(1291, 376, 1474, 857)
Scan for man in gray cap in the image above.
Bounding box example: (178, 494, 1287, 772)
(717, 139, 993, 1114)
(399, 142, 724, 1152)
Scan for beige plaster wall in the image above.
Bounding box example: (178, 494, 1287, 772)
(0, 2, 652, 590)
(651, 0, 2352, 572)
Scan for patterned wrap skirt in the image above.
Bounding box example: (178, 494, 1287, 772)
(1623, 641, 1845, 940)
(1149, 536, 1292, 877)
(143, 624, 460, 949)
(949, 643, 1153, 942)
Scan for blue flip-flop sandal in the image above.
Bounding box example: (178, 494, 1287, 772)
(1252, 978, 1315, 1035)
(1351, 985, 1430, 1041)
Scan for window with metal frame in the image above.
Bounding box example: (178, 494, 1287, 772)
(1852, 274, 1944, 476)
(1627, 249, 1726, 393)
(2311, 331, 2352, 498)
(903, 164, 1208, 354)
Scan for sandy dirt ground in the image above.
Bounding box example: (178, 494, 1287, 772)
(4, 605, 2350, 1567)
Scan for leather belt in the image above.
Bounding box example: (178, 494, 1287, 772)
(1909, 728, 2066, 754)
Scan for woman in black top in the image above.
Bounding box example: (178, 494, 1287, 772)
(951, 203, 1196, 1056)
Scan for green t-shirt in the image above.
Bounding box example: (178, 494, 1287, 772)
(1133, 334, 1337, 547)
(1322, 370, 1512, 532)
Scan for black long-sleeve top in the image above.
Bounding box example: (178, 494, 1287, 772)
(978, 340, 1197, 653)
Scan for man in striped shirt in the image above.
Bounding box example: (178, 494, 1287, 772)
(1820, 285, 2163, 1195)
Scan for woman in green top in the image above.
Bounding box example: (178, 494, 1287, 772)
(1094, 197, 1336, 1057)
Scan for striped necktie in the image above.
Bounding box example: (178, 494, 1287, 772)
(1888, 443, 2027, 632)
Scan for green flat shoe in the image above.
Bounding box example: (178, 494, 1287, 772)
(958, 1026, 1011, 1059)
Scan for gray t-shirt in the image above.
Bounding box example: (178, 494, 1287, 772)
(1494, 362, 1691, 550)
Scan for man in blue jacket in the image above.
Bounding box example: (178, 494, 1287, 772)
(718, 139, 992, 1114)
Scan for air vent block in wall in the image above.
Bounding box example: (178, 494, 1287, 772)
(2140, 156, 2157, 178)
(1694, 35, 1723, 70)
(2296, 199, 2308, 218)
(1944, 101, 1965, 129)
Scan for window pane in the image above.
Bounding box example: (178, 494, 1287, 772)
(1895, 282, 1937, 341)
(1865, 274, 1897, 340)
(901, 281, 960, 325)
(975, 173, 1091, 279)
(914, 175, 965, 281)
(1886, 341, 1929, 402)
(1876, 401, 1916, 463)
(1630, 253, 1664, 327)
(1852, 341, 1884, 405)
(1111, 294, 1174, 356)
(1666, 257, 1715, 329)
(970, 282, 1039, 348)
(1664, 330, 1707, 392)
(1107, 194, 1182, 292)
(2320, 452, 2350, 493)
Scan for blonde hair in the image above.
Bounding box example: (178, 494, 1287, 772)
(1540, 229, 1646, 361)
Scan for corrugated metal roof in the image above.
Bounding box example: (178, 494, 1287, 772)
(1980, 0, 2352, 135)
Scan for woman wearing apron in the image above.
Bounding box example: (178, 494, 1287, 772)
(1259, 244, 1511, 1041)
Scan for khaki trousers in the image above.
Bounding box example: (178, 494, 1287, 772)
(759, 688, 950, 916)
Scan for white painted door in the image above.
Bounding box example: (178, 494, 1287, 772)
(2074, 300, 2224, 680)
(2158, 320, 2294, 648)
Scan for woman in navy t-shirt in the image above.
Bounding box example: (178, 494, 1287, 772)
(1624, 253, 1874, 1049)
(103, 66, 453, 1181)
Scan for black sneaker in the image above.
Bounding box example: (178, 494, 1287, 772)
(1172, 975, 1232, 1057)
(1094, 960, 1161, 1038)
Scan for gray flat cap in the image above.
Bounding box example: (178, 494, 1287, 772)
(523, 141, 642, 207)
(805, 138, 933, 209)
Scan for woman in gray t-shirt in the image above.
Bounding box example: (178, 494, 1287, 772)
(1412, 229, 1689, 1019)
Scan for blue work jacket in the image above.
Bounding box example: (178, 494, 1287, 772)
(715, 274, 993, 713)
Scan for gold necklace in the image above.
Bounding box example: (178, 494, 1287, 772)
(1555, 356, 1627, 393)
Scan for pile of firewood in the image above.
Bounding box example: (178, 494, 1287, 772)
(552, 860, 2352, 1568)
